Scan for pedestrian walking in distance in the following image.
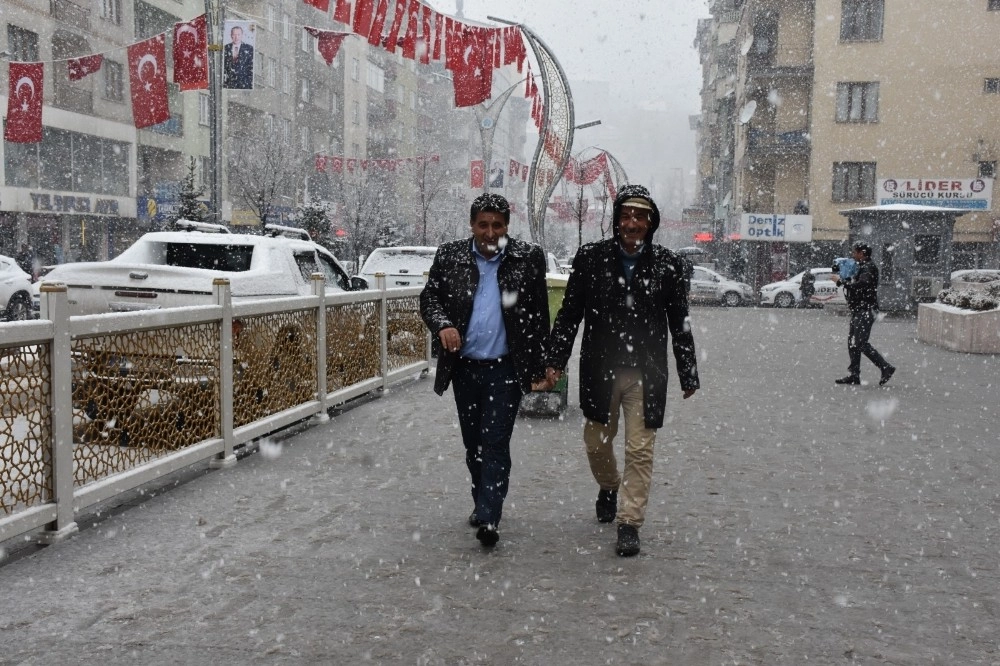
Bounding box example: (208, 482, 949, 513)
(830, 241, 895, 386)
(420, 193, 550, 549)
(543, 185, 700, 557)
(799, 268, 816, 307)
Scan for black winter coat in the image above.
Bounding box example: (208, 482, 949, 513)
(420, 237, 550, 395)
(843, 261, 880, 311)
(546, 239, 700, 429)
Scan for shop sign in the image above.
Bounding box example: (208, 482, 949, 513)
(739, 213, 813, 242)
(877, 178, 993, 210)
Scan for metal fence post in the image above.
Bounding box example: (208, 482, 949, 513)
(210, 279, 236, 468)
(37, 283, 78, 544)
(377, 272, 388, 391)
(423, 271, 432, 370)
(311, 273, 329, 422)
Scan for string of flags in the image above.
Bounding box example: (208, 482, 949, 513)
(4, 0, 541, 145)
(314, 153, 440, 173)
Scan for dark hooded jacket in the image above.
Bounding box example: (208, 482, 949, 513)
(545, 185, 700, 429)
(420, 236, 549, 396)
(842, 260, 880, 311)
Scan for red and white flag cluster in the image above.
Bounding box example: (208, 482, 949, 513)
(561, 152, 617, 200)
(508, 159, 530, 183)
(315, 153, 440, 173)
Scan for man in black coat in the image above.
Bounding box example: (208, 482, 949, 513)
(223, 25, 254, 90)
(544, 184, 700, 557)
(420, 193, 549, 548)
(830, 241, 895, 386)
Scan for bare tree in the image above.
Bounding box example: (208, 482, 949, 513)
(413, 158, 450, 245)
(228, 124, 299, 227)
(337, 169, 398, 265)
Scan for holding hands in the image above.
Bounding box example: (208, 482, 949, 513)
(531, 367, 563, 392)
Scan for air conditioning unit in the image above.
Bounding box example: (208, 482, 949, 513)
(911, 276, 944, 301)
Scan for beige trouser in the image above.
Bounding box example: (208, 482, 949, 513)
(583, 367, 656, 528)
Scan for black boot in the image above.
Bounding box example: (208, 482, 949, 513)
(596, 488, 618, 523)
(616, 523, 640, 557)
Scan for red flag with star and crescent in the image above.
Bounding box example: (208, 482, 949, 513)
(173, 15, 209, 91)
(5, 63, 44, 143)
(128, 35, 171, 129)
(470, 159, 485, 189)
(68, 55, 103, 81)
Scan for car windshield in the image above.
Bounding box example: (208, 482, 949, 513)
(163, 243, 255, 271)
(362, 249, 436, 275)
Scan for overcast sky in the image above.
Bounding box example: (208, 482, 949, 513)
(434, 0, 711, 209)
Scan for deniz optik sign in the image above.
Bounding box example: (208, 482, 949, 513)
(878, 178, 994, 210)
(739, 214, 813, 242)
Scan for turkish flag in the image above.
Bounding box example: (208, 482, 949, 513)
(563, 158, 576, 183)
(333, 0, 351, 24)
(305, 27, 350, 65)
(128, 35, 171, 129)
(173, 15, 208, 91)
(331, 157, 344, 173)
(303, 0, 330, 10)
(432, 11, 443, 60)
(315, 155, 328, 172)
(5, 63, 44, 144)
(401, 0, 419, 60)
(509, 159, 518, 177)
(521, 165, 528, 182)
(367, 0, 389, 46)
(503, 26, 526, 72)
(470, 160, 484, 189)
(492, 29, 501, 69)
(352, 0, 375, 37)
(451, 25, 493, 107)
(417, 5, 432, 64)
(68, 54, 103, 81)
(346, 158, 357, 172)
(381, 0, 406, 53)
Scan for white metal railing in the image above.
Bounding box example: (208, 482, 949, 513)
(0, 274, 430, 545)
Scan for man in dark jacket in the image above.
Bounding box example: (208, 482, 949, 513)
(420, 193, 549, 548)
(831, 241, 895, 386)
(544, 185, 700, 557)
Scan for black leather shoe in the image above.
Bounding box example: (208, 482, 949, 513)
(879, 366, 896, 386)
(476, 524, 499, 547)
(596, 488, 618, 523)
(835, 375, 861, 385)
(616, 524, 640, 557)
(468, 512, 483, 527)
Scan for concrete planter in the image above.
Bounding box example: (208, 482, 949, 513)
(917, 302, 1000, 353)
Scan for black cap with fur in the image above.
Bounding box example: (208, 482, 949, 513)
(612, 184, 661, 243)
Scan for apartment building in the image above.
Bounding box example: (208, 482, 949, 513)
(696, 0, 1000, 287)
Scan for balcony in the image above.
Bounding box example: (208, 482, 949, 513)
(746, 49, 813, 81)
(52, 84, 93, 114)
(50, 0, 91, 31)
(746, 128, 810, 157)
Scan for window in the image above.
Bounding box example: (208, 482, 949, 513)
(913, 235, 941, 265)
(300, 78, 311, 103)
(100, 0, 122, 25)
(7, 25, 39, 62)
(330, 92, 339, 114)
(198, 94, 210, 126)
(282, 66, 291, 94)
(301, 28, 311, 53)
(4, 127, 129, 195)
(367, 63, 385, 92)
(352, 101, 360, 124)
(352, 142, 360, 157)
(978, 161, 997, 178)
(104, 60, 124, 102)
(266, 114, 275, 134)
(409, 91, 416, 110)
(836, 82, 879, 122)
(840, 0, 884, 41)
(267, 58, 277, 88)
(984, 78, 1000, 94)
(832, 161, 876, 202)
(351, 58, 360, 81)
(991, 0, 1000, 10)
(300, 126, 311, 152)
(266, 5, 276, 31)
(282, 13, 291, 40)
(281, 118, 291, 144)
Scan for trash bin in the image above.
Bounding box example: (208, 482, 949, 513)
(520, 273, 569, 417)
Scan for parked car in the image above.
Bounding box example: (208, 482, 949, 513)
(689, 266, 754, 306)
(760, 267, 846, 308)
(32, 220, 366, 317)
(1, 254, 34, 322)
(359, 246, 437, 288)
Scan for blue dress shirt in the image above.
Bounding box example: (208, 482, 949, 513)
(460, 240, 509, 360)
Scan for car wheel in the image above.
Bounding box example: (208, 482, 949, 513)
(722, 291, 742, 307)
(5, 294, 31, 321)
(774, 292, 795, 308)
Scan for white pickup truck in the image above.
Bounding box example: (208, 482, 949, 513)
(34, 221, 367, 317)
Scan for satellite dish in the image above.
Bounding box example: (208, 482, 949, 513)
(739, 100, 757, 124)
(740, 35, 754, 56)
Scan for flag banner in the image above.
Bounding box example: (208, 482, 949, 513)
(579, 153, 608, 184)
(361, 159, 370, 170)
(452, 25, 493, 107)
(489, 161, 504, 188)
(333, 0, 352, 24)
(492, 28, 501, 69)
(305, 27, 351, 65)
(332, 157, 344, 172)
(503, 26, 526, 72)
(432, 11, 444, 60)
(68, 54, 103, 81)
(382, 0, 407, 52)
(509, 159, 518, 177)
(445, 17, 461, 71)
(346, 158, 357, 172)
(173, 15, 208, 90)
(5, 62, 44, 143)
(222, 20, 256, 89)
(352, 0, 375, 37)
(367, 0, 389, 46)
(128, 35, 171, 128)
(315, 155, 329, 172)
(401, 0, 419, 60)
(430, 154, 440, 162)
(418, 5, 432, 65)
(521, 164, 529, 182)
(303, 0, 330, 10)
(471, 159, 485, 188)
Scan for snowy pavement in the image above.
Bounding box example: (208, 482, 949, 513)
(2, 307, 999, 664)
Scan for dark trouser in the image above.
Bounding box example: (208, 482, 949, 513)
(451, 357, 522, 527)
(848, 308, 891, 376)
